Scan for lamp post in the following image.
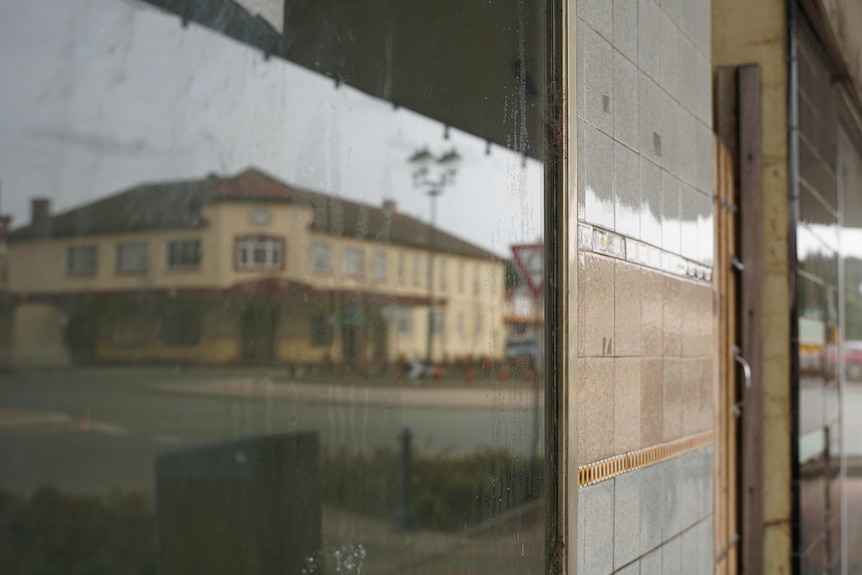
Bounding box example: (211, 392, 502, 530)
(409, 147, 462, 369)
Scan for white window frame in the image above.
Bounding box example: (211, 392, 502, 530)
(311, 242, 333, 274)
(66, 245, 98, 276)
(115, 241, 148, 274)
(398, 253, 406, 285)
(373, 251, 387, 281)
(344, 248, 365, 277)
(237, 235, 283, 269)
(166, 239, 201, 270)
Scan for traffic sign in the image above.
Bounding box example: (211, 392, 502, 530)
(512, 243, 544, 298)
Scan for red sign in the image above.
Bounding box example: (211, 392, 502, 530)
(512, 243, 544, 298)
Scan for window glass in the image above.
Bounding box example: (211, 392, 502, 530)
(167, 239, 201, 269)
(0, 2, 549, 574)
(115, 242, 148, 274)
(66, 245, 98, 276)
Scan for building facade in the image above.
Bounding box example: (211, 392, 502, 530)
(6, 169, 506, 369)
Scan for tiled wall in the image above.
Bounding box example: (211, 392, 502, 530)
(578, 446, 714, 575)
(577, 0, 715, 572)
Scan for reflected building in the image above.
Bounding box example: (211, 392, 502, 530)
(6, 168, 505, 369)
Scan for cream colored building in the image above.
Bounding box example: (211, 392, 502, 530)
(6, 169, 505, 368)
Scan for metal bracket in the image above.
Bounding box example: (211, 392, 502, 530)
(731, 257, 745, 272)
(733, 346, 752, 389)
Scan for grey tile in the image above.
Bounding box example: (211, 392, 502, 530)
(697, 517, 714, 575)
(615, 142, 641, 238)
(615, 470, 641, 569)
(582, 479, 615, 575)
(657, 86, 679, 173)
(678, 34, 699, 116)
(584, 25, 615, 135)
(578, 488, 587, 574)
(637, 0, 662, 82)
(695, 52, 712, 125)
(640, 546, 662, 575)
(661, 170, 681, 253)
(585, 125, 616, 229)
(583, 0, 613, 43)
(579, 123, 586, 219)
(677, 451, 700, 530)
(679, 183, 702, 262)
(693, 0, 711, 59)
(613, 0, 638, 63)
(640, 156, 662, 246)
(617, 561, 640, 575)
(639, 463, 665, 554)
(663, 535, 682, 575)
(614, 49, 640, 150)
(674, 0, 698, 48)
(638, 72, 664, 166)
(659, 9, 680, 100)
(662, 456, 683, 541)
(680, 525, 700, 575)
(677, 108, 698, 186)
(695, 119, 713, 195)
(698, 446, 715, 521)
(578, 17, 587, 120)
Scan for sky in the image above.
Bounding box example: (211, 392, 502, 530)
(0, 0, 544, 258)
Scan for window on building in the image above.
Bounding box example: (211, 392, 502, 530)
(373, 252, 386, 281)
(161, 307, 203, 346)
(66, 245, 98, 276)
(344, 248, 365, 277)
(167, 239, 201, 269)
(432, 309, 445, 335)
(458, 261, 465, 293)
(310, 314, 330, 346)
(413, 253, 421, 285)
(439, 258, 447, 290)
(398, 308, 412, 334)
(115, 242, 148, 274)
(475, 311, 483, 336)
(237, 236, 283, 269)
(311, 242, 332, 273)
(398, 253, 405, 285)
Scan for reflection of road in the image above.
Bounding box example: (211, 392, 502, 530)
(0, 370, 544, 494)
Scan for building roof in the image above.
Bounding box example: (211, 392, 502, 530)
(8, 168, 497, 260)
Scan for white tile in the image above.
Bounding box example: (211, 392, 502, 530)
(583, 0, 613, 42)
(585, 125, 616, 229)
(657, 87, 679, 172)
(615, 142, 641, 238)
(675, 0, 698, 47)
(640, 156, 662, 246)
(693, 0, 711, 58)
(659, 9, 680, 100)
(638, 0, 662, 82)
(584, 24, 615, 135)
(638, 72, 663, 166)
(661, 170, 681, 253)
(641, 546, 662, 575)
(695, 52, 712, 125)
(695, 119, 713, 195)
(678, 34, 699, 116)
(614, 49, 640, 150)
(676, 109, 698, 187)
(614, 0, 638, 63)
(578, 122, 586, 220)
(578, 17, 587, 120)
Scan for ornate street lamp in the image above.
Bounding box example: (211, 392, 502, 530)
(409, 147, 462, 368)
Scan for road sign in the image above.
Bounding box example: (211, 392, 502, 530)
(512, 243, 544, 298)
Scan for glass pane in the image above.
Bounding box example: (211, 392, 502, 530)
(0, 1, 549, 574)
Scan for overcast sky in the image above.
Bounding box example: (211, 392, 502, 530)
(0, 0, 544, 258)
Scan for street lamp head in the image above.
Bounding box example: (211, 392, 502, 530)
(438, 149, 462, 184)
(409, 148, 434, 184)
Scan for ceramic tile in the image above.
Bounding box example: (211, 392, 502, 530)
(637, 0, 662, 82)
(581, 479, 615, 575)
(680, 524, 700, 575)
(615, 141, 641, 238)
(615, 259, 643, 356)
(659, 8, 679, 99)
(615, 357, 642, 453)
(662, 275, 683, 356)
(695, 53, 712, 126)
(693, 0, 711, 59)
(662, 358, 683, 441)
(638, 72, 664, 166)
(680, 359, 702, 436)
(617, 561, 639, 575)
(678, 34, 699, 116)
(640, 156, 662, 247)
(641, 546, 661, 575)
(583, 0, 613, 43)
(584, 25, 615, 135)
(640, 268, 663, 357)
(662, 535, 682, 575)
(677, 450, 700, 530)
(677, 108, 698, 187)
(584, 252, 616, 357)
(674, 0, 698, 50)
(640, 358, 664, 445)
(657, 85, 679, 173)
(578, 17, 586, 120)
(579, 122, 586, 220)
(682, 279, 714, 357)
(615, 470, 641, 569)
(578, 252, 586, 357)
(578, 488, 587, 574)
(661, 170, 681, 253)
(698, 446, 715, 521)
(579, 357, 616, 463)
(696, 123, 713, 199)
(613, 0, 638, 63)
(698, 358, 715, 431)
(679, 183, 702, 262)
(639, 462, 665, 554)
(585, 124, 616, 229)
(614, 50, 640, 150)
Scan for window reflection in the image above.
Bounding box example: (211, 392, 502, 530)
(0, 0, 547, 573)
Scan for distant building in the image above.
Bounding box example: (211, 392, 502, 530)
(6, 168, 505, 368)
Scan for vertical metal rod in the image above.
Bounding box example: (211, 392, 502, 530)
(394, 427, 413, 532)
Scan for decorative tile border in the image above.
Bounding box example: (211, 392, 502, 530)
(578, 430, 714, 488)
(578, 223, 713, 283)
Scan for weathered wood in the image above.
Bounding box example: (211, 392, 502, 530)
(738, 63, 764, 575)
